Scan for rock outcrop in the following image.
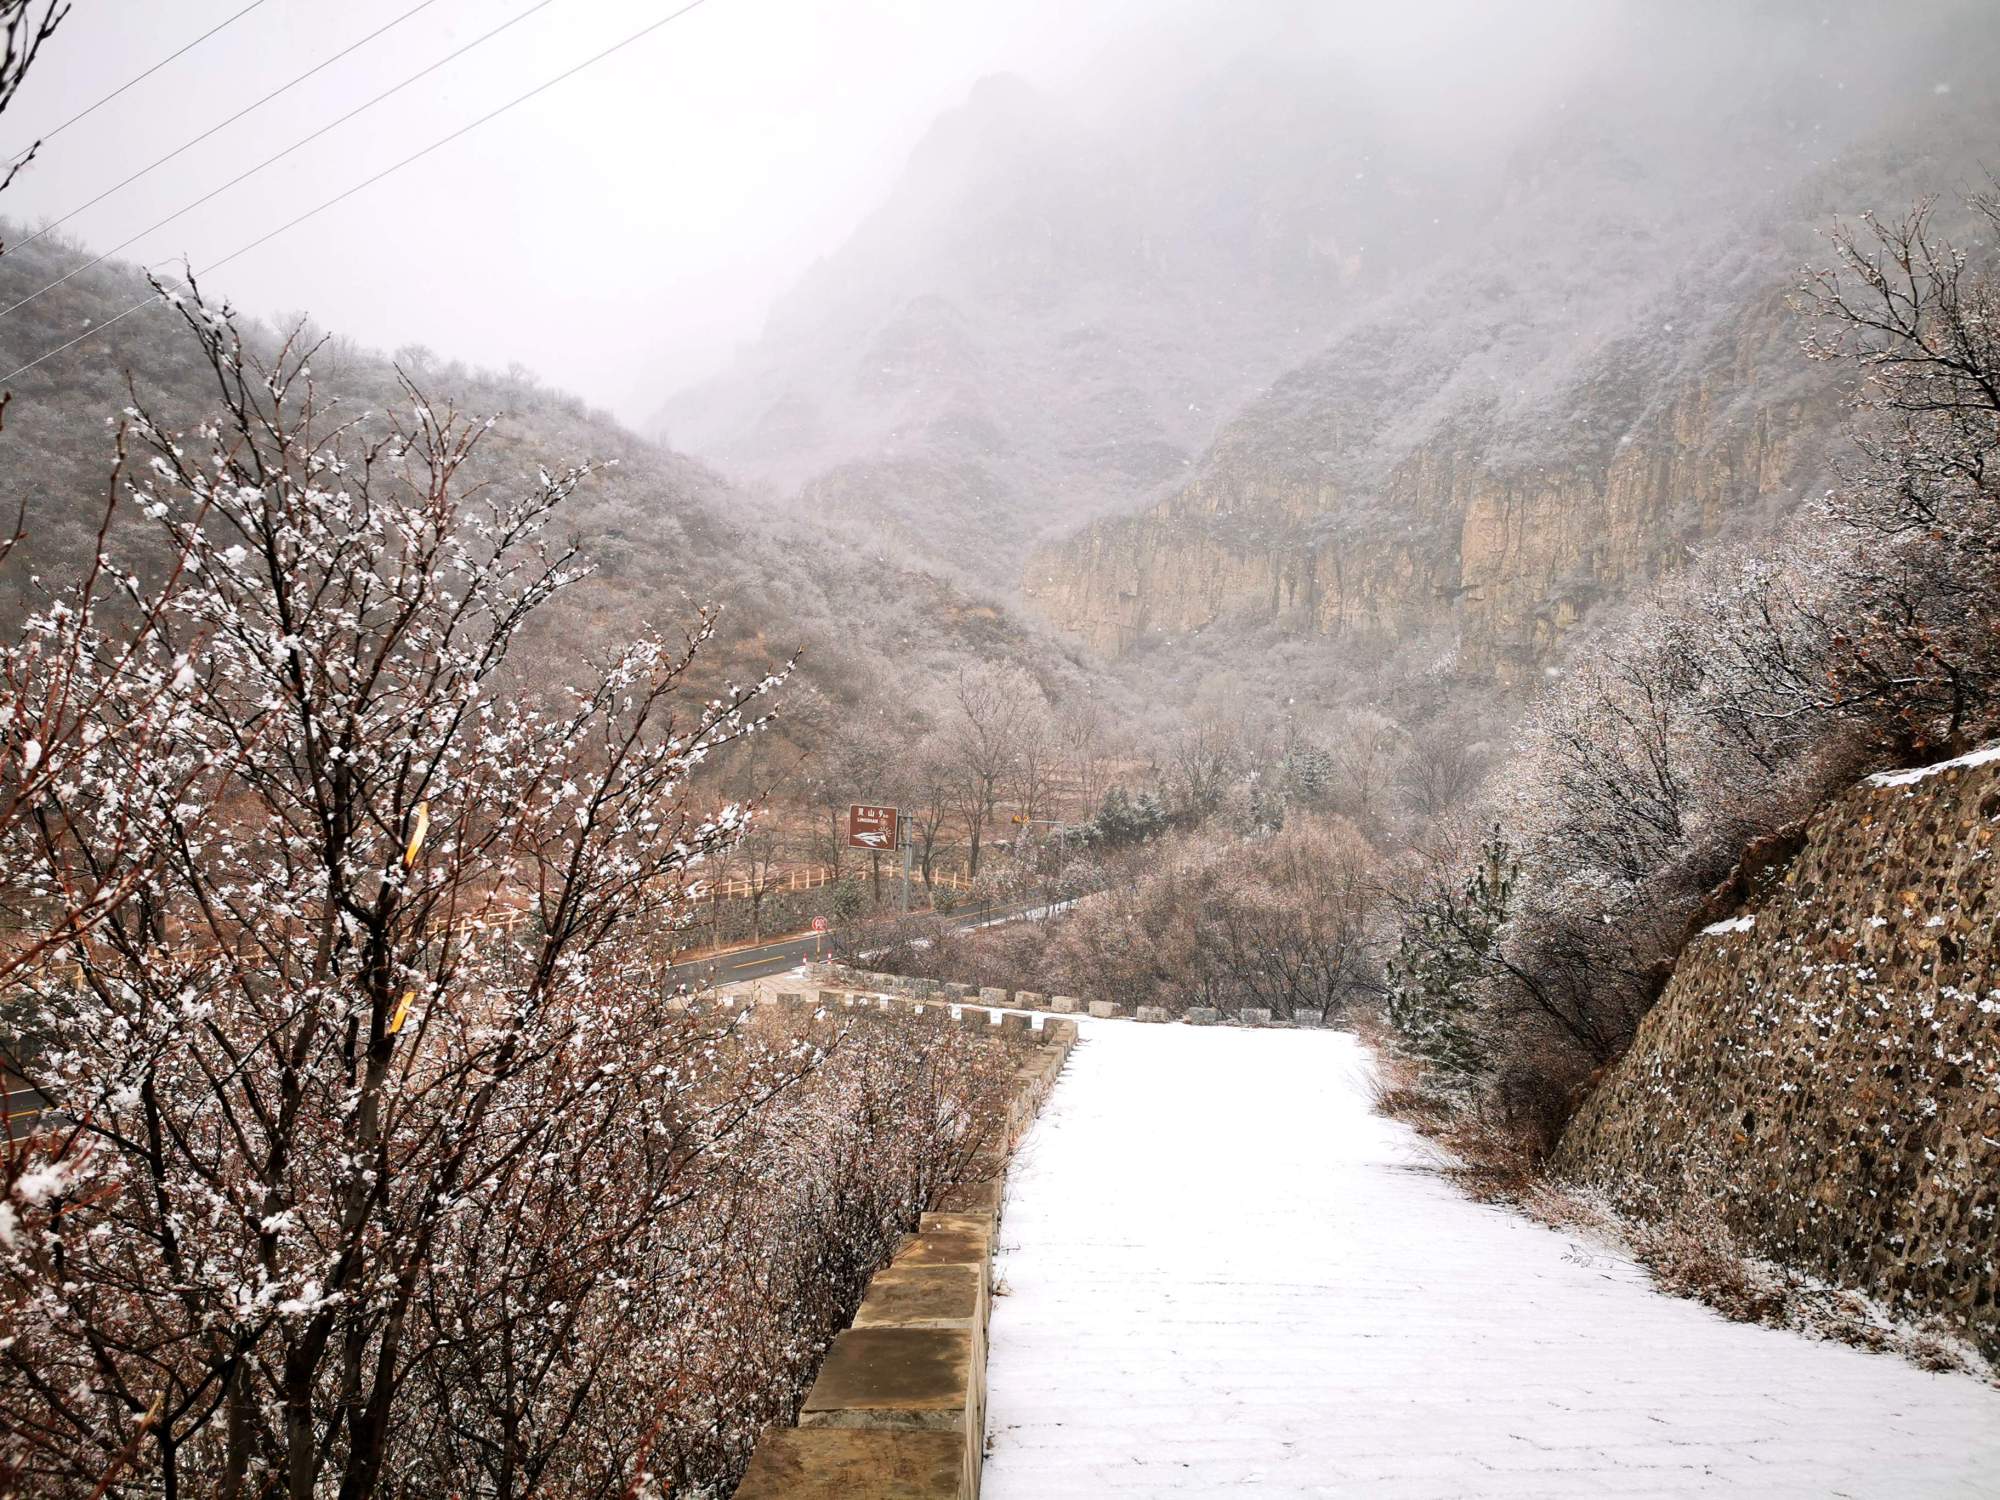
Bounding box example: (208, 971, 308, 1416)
(1554, 748, 2000, 1360)
(658, 11, 1997, 611)
(1025, 301, 1831, 680)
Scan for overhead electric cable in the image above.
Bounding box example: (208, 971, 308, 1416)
(0, 0, 567, 321)
(5, 0, 275, 165)
(10, 0, 449, 256)
(0, 0, 718, 386)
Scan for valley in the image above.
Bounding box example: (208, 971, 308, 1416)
(1, 4, 1996, 1497)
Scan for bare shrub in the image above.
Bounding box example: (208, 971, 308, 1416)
(0, 289, 1015, 1499)
(863, 817, 1381, 1021)
(0, 1, 65, 209)
(1392, 192, 2000, 1148)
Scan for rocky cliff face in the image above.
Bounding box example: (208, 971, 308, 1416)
(1554, 748, 2000, 1361)
(1025, 300, 1831, 679)
(653, 5, 1997, 679)
(1009, 14, 2000, 679)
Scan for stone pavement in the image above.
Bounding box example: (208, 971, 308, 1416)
(980, 1020, 2000, 1499)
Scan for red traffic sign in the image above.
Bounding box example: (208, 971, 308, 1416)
(846, 804, 899, 851)
(812, 916, 830, 933)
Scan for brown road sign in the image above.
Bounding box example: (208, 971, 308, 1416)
(847, 804, 900, 851)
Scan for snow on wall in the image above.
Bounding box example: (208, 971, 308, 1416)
(1555, 750, 2000, 1360)
(1867, 741, 2000, 788)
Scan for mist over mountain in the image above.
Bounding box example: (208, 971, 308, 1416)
(8, 1, 1992, 748)
(659, 1, 2000, 683)
(654, 45, 1488, 581)
(0, 230, 1095, 763)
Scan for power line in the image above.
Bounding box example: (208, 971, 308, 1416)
(1, 0, 719, 387)
(10, 0, 448, 257)
(0, 0, 567, 322)
(5, 0, 274, 165)
(0, 272, 161, 382)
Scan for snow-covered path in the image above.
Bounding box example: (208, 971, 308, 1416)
(981, 1021, 2000, 1498)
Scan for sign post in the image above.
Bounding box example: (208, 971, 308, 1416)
(846, 804, 899, 853)
(846, 804, 906, 914)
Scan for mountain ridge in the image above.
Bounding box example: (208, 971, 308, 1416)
(652, 3, 1999, 688)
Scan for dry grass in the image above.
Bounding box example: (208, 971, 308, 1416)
(1525, 1184, 1990, 1380)
(1364, 1031, 1996, 1386)
(1355, 1013, 1541, 1201)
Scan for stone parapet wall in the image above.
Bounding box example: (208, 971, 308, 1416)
(731, 984, 1073, 1499)
(1555, 748, 2000, 1361)
(813, 964, 1331, 1030)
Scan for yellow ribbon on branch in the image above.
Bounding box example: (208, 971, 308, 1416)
(404, 802, 429, 867)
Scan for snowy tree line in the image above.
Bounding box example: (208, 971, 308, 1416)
(840, 650, 1504, 1018)
(1388, 192, 2000, 1145)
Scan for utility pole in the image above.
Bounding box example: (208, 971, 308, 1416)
(900, 819, 913, 914)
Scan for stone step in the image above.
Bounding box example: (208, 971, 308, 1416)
(732, 971, 1072, 1499)
(797, 1326, 980, 1497)
(897, 1211, 994, 1267)
(935, 1176, 1003, 1215)
(798, 1327, 977, 1429)
(731, 1425, 967, 1499)
(854, 1260, 988, 1373)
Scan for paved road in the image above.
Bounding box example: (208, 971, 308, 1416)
(982, 1020, 2000, 1499)
(660, 896, 1057, 991)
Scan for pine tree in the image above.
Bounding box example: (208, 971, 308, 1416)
(1385, 831, 1517, 1087)
(1246, 773, 1287, 833)
(1283, 744, 1334, 806)
(1089, 785, 1169, 848)
(1132, 788, 1169, 838)
(1091, 786, 1137, 845)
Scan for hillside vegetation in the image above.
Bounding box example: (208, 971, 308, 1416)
(0, 231, 1092, 777)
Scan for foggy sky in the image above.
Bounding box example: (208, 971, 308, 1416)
(0, 1, 1620, 426)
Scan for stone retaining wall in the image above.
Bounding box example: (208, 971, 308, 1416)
(1554, 749, 2000, 1360)
(812, 965, 1331, 1029)
(732, 985, 1075, 1499)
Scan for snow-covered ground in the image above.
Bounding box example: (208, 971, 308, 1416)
(981, 1021, 2000, 1498)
